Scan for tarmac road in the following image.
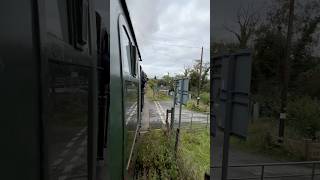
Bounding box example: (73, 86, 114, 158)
(144, 98, 209, 130)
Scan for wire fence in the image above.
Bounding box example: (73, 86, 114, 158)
(171, 112, 210, 130)
(212, 161, 320, 180)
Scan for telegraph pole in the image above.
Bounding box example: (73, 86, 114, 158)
(279, 0, 294, 142)
(197, 47, 204, 105)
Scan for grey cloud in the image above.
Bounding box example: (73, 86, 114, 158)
(127, 0, 210, 78)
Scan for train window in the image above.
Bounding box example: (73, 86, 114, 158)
(120, 26, 132, 74)
(45, 0, 70, 41)
(130, 46, 137, 77)
(47, 64, 89, 180)
(46, 0, 89, 51)
(74, 0, 89, 49)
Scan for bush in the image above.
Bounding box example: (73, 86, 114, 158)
(231, 121, 298, 160)
(186, 101, 201, 112)
(287, 96, 320, 139)
(186, 100, 208, 112)
(200, 92, 210, 105)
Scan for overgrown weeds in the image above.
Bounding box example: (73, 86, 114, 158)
(178, 128, 210, 179)
(135, 130, 180, 179)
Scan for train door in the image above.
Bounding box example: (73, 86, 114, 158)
(42, 0, 98, 179)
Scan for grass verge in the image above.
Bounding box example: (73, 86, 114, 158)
(135, 127, 210, 179)
(178, 127, 210, 179)
(230, 119, 305, 161)
(146, 86, 171, 101)
(135, 130, 180, 179)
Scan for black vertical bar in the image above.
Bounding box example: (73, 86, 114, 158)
(221, 55, 236, 180)
(260, 165, 264, 180)
(210, 53, 217, 178)
(278, 0, 295, 142)
(171, 81, 178, 130)
(190, 113, 193, 129)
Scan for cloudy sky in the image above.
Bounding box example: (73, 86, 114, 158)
(126, 0, 210, 78)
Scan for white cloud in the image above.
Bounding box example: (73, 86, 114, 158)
(127, 0, 210, 78)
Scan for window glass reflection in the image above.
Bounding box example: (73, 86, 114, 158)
(48, 63, 89, 180)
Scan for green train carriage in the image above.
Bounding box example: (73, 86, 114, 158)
(1, 0, 143, 179)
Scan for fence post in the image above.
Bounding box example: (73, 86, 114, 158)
(206, 113, 209, 128)
(260, 165, 265, 180)
(190, 112, 193, 129)
(174, 128, 180, 157)
(170, 107, 174, 130)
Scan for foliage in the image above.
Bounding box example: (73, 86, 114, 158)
(224, 4, 260, 49)
(146, 85, 171, 101)
(295, 63, 320, 98)
(230, 120, 300, 161)
(259, 0, 320, 92)
(178, 128, 210, 179)
(251, 25, 286, 94)
(287, 96, 320, 139)
(211, 42, 240, 55)
(186, 100, 209, 113)
(160, 73, 175, 90)
(200, 92, 210, 105)
(135, 130, 180, 179)
(184, 60, 210, 95)
(148, 78, 158, 91)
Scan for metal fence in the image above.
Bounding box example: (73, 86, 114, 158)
(171, 112, 210, 130)
(212, 161, 320, 180)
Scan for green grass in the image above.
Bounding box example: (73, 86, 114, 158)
(135, 128, 210, 179)
(230, 120, 305, 161)
(135, 130, 180, 179)
(146, 86, 171, 101)
(178, 128, 210, 179)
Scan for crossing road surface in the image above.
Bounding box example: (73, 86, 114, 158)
(143, 98, 209, 130)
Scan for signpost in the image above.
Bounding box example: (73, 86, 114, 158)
(211, 50, 252, 179)
(173, 77, 189, 155)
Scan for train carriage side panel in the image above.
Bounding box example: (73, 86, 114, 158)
(0, 0, 42, 179)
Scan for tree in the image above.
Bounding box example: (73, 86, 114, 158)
(225, 4, 260, 49)
(266, 0, 320, 92)
(161, 73, 174, 90)
(185, 60, 210, 96)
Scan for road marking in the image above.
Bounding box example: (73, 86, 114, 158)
(154, 101, 165, 124)
(60, 149, 70, 157)
(63, 164, 74, 173)
(70, 156, 79, 163)
(126, 102, 137, 115)
(125, 104, 137, 125)
(80, 127, 86, 133)
(66, 142, 74, 148)
(52, 158, 63, 166)
(81, 139, 87, 146)
(156, 101, 169, 124)
(71, 136, 79, 142)
(76, 147, 84, 155)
